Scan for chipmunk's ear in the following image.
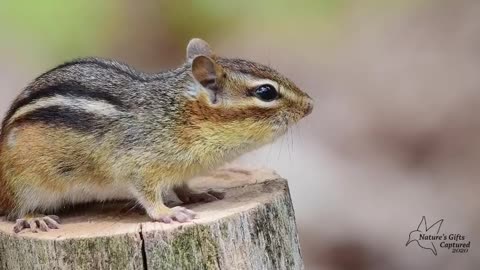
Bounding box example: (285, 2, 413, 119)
(191, 55, 223, 91)
(186, 38, 213, 60)
(188, 38, 224, 101)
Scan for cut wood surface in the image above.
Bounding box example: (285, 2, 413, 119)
(0, 168, 304, 270)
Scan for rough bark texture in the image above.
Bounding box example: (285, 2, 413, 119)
(0, 168, 303, 270)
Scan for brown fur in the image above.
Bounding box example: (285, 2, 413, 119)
(0, 140, 14, 214)
(0, 123, 120, 217)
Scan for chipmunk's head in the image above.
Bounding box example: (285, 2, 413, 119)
(183, 38, 313, 152)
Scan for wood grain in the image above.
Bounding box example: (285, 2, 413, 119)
(0, 168, 303, 270)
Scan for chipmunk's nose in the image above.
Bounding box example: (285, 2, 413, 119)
(304, 96, 314, 116)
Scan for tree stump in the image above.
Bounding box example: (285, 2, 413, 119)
(0, 168, 304, 270)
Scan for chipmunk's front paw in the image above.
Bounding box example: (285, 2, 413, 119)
(151, 206, 197, 224)
(13, 215, 60, 233)
(175, 188, 226, 204)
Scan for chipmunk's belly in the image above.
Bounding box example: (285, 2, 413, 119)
(22, 182, 133, 212)
(62, 182, 133, 204)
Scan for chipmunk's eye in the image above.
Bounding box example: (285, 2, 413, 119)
(254, 84, 278, 102)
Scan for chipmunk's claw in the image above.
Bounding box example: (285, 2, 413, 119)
(13, 215, 60, 233)
(157, 206, 196, 223)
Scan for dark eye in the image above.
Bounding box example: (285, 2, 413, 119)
(254, 84, 278, 102)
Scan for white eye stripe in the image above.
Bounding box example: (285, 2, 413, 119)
(245, 78, 280, 91)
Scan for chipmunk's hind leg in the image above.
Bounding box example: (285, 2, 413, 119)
(174, 184, 225, 204)
(13, 214, 60, 233)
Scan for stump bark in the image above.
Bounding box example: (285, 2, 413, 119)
(0, 168, 304, 270)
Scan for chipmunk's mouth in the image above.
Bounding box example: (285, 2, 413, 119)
(271, 114, 294, 136)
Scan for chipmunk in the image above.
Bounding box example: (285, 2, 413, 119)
(0, 38, 313, 233)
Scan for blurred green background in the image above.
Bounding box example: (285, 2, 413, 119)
(0, 0, 414, 68)
(0, 0, 348, 54)
(1, 1, 479, 269)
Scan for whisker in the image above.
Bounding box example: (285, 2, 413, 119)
(124, 201, 141, 214)
(277, 132, 286, 161)
(290, 124, 297, 156)
(288, 128, 293, 161)
(265, 141, 274, 167)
